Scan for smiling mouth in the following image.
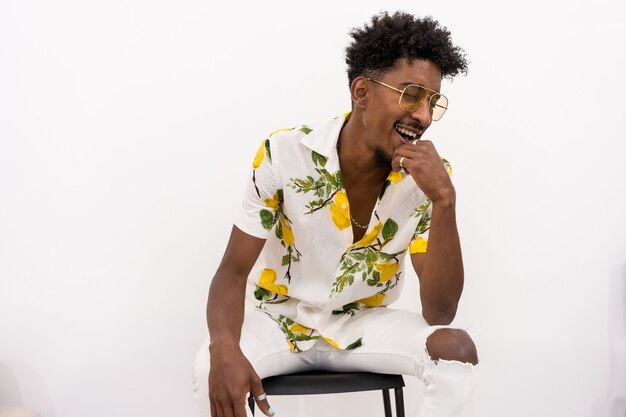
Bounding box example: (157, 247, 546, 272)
(394, 124, 421, 141)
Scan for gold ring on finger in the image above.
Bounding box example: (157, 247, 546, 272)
(399, 157, 405, 169)
(254, 393, 267, 402)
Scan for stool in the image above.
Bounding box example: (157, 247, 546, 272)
(247, 371, 405, 417)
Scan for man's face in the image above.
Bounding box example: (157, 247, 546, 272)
(361, 58, 442, 167)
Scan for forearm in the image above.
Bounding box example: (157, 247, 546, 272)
(207, 267, 248, 350)
(418, 196, 464, 325)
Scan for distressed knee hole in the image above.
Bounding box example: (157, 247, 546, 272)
(426, 328, 478, 365)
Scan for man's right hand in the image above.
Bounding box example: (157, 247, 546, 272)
(208, 342, 274, 417)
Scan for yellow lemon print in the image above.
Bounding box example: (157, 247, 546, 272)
(290, 323, 311, 333)
(252, 141, 265, 169)
(258, 268, 288, 296)
(387, 171, 402, 183)
(375, 262, 399, 283)
(351, 221, 382, 247)
(280, 217, 295, 246)
(272, 284, 288, 296)
(441, 157, 452, 175)
(258, 268, 276, 287)
(409, 237, 428, 254)
(357, 293, 385, 307)
(287, 339, 296, 352)
(330, 190, 351, 230)
(264, 192, 280, 210)
(323, 337, 340, 349)
(269, 127, 293, 136)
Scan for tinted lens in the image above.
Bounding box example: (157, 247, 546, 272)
(400, 85, 428, 111)
(430, 95, 448, 121)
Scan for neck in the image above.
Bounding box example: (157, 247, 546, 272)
(337, 116, 390, 186)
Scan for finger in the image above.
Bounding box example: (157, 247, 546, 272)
(234, 399, 249, 417)
(215, 403, 227, 417)
(391, 155, 404, 173)
(392, 155, 415, 174)
(210, 400, 218, 417)
(251, 378, 275, 416)
(221, 402, 236, 417)
(254, 395, 274, 417)
(395, 141, 426, 158)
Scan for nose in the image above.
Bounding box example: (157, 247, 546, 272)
(409, 101, 432, 127)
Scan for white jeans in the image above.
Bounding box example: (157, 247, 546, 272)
(192, 308, 477, 417)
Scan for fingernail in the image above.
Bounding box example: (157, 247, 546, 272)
(269, 407, 275, 415)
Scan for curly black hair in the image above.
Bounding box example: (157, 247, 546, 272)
(345, 11, 468, 86)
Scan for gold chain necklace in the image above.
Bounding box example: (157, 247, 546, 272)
(350, 215, 369, 230)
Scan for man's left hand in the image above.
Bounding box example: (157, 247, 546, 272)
(392, 139, 455, 203)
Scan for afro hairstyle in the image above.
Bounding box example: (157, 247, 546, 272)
(345, 11, 468, 86)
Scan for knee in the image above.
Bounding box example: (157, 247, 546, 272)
(426, 328, 478, 365)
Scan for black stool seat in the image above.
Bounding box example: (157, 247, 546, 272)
(248, 371, 405, 417)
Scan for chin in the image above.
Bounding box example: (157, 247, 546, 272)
(374, 147, 392, 168)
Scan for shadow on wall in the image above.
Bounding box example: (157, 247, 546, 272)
(0, 363, 50, 415)
(0, 364, 23, 404)
(591, 264, 626, 417)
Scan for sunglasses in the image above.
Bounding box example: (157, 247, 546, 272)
(366, 78, 449, 121)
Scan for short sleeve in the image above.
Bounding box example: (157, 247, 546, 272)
(234, 138, 280, 239)
(408, 158, 453, 254)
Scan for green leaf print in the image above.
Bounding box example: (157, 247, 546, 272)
(275, 219, 283, 239)
(345, 338, 363, 350)
(273, 315, 320, 352)
(255, 286, 289, 307)
(288, 159, 342, 215)
(378, 252, 397, 262)
(311, 151, 327, 167)
(260, 209, 274, 230)
(292, 334, 314, 341)
(299, 126, 313, 135)
(382, 218, 399, 240)
(254, 286, 271, 301)
(372, 270, 380, 281)
(331, 235, 406, 294)
(413, 210, 431, 239)
(350, 252, 366, 261)
(413, 199, 432, 218)
(332, 302, 361, 316)
(264, 139, 272, 162)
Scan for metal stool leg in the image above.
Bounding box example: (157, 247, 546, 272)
(382, 389, 392, 417)
(248, 395, 255, 416)
(394, 387, 405, 417)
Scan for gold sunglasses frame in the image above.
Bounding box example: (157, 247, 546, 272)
(365, 77, 448, 121)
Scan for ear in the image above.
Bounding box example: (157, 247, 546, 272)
(350, 77, 369, 109)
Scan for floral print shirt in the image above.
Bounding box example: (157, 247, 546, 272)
(235, 113, 449, 352)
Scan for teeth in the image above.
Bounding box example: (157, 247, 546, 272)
(395, 126, 417, 138)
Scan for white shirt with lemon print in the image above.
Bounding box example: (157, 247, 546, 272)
(235, 113, 452, 352)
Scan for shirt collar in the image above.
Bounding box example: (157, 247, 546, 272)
(300, 113, 350, 158)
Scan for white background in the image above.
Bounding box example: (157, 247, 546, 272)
(1, 0, 625, 416)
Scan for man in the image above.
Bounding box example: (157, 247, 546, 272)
(193, 11, 478, 417)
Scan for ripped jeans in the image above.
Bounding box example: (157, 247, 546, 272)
(192, 308, 477, 417)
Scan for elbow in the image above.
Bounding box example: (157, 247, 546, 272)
(422, 304, 458, 326)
